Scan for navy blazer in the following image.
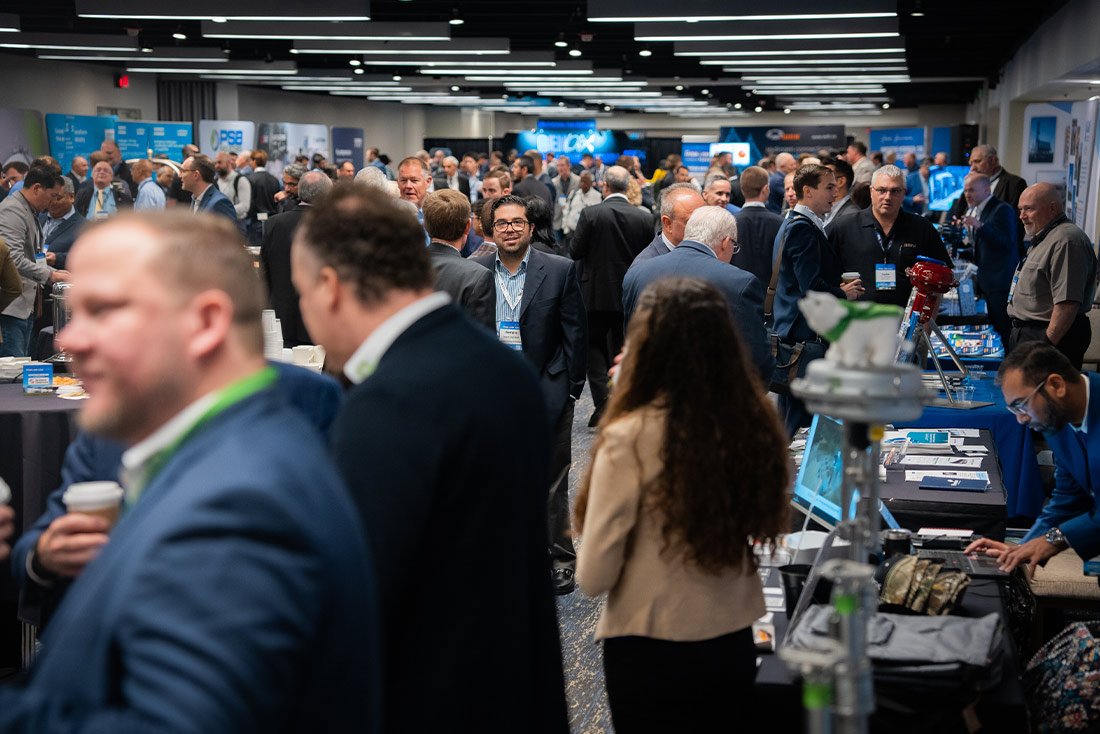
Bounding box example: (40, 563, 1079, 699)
(630, 232, 670, 266)
(1024, 372, 1100, 558)
(12, 362, 344, 629)
(194, 183, 238, 223)
(622, 239, 775, 381)
(971, 195, 1019, 297)
(1, 386, 378, 733)
(428, 242, 495, 330)
(903, 170, 929, 214)
(38, 212, 85, 269)
(773, 213, 846, 343)
(473, 248, 588, 421)
(330, 304, 570, 733)
(733, 204, 784, 285)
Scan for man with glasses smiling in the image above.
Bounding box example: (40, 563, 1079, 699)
(830, 164, 952, 308)
(966, 342, 1100, 573)
(473, 195, 587, 595)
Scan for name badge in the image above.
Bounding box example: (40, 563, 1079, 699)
(498, 320, 523, 351)
(1007, 271, 1020, 304)
(257, 212, 269, 221)
(875, 263, 896, 290)
(558, 195, 567, 207)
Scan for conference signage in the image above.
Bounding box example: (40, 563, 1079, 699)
(0, 107, 46, 170)
(332, 126, 365, 170)
(869, 127, 926, 159)
(680, 142, 712, 173)
(198, 120, 256, 157)
(515, 121, 619, 157)
(257, 122, 329, 177)
(45, 113, 118, 174)
(115, 121, 194, 162)
(718, 125, 845, 163)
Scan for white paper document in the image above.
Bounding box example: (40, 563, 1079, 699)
(904, 470, 990, 482)
(900, 456, 985, 468)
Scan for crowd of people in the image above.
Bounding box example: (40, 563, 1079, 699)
(0, 133, 1093, 732)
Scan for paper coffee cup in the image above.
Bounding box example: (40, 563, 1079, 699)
(62, 481, 124, 526)
(841, 271, 861, 284)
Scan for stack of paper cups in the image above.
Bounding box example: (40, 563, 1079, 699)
(262, 310, 283, 362)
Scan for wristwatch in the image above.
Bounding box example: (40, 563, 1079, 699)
(1044, 526, 1069, 549)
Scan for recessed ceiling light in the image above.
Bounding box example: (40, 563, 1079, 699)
(882, 102, 891, 109)
(354, 68, 364, 74)
(675, 84, 684, 90)
(638, 48, 652, 57)
(911, 11, 924, 16)
(603, 105, 612, 111)
(393, 75, 402, 81)
(569, 47, 582, 57)
(754, 105, 763, 112)
(449, 9, 464, 25)
(349, 59, 361, 66)
(141, 46, 153, 53)
(701, 88, 709, 94)
(172, 32, 187, 40)
(211, 16, 227, 23)
(450, 85, 460, 91)
(783, 108, 791, 114)
(558, 101, 565, 107)
(555, 33, 568, 48)
(501, 93, 508, 99)
(733, 102, 741, 109)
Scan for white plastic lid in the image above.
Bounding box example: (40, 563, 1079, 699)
(62, 481, 124, 511)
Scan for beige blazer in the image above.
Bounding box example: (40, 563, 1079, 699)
(577, 406, 765, 642)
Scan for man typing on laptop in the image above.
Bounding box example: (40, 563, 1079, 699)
(967, 342, 1100, 573)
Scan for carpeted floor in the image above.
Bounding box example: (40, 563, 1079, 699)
(556, 388, 614, 733)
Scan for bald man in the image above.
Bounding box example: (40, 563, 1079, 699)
(1007, 182, 1098, 369)
(768, 152, 798, 213)
(631, 182, 705, 265)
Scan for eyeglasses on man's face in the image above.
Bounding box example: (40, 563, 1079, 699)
(1006, 376, 1049, 416)
(871, 186, 905, 196)
(492, 219, 530, 232)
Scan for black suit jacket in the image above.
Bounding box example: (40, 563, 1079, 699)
(113, 160, 135, 197)
(38, 212, 85, 269)
(733, 204, 784, 285)
(513, 176, 554, 206)
(66, 172, 82, 193)
(972, 195, 1019, 296)
(473, 248, 588, 421)
(260, 204, 311, 346)
(74, 181, 133, 218)
(330, 305, 569, 734)
(428, 241, 495, 329)
(570, 194, 655, 313)
(432, 172, 471, 198)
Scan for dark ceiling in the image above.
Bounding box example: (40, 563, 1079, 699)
(8, 0, 1073, 114)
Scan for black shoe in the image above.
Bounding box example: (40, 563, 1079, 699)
(552, 567, 576, 595)
(588, 404, 605, 427)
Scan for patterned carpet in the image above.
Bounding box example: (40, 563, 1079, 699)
(556, 388, 614, 733)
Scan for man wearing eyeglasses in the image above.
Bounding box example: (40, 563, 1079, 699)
(829, 164, 952, 308)
(473, 195, 587, 595)
(1006, 182, 1098, 370)
(179, 155, 237, 223)
(966, 342, 1100, 572)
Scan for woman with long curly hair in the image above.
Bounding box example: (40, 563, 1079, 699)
(575, 277, 790, 733)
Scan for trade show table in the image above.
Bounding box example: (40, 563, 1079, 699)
(895, 374, 1042, 521)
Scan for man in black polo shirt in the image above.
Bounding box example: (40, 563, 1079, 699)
(830, 164, 952, 308)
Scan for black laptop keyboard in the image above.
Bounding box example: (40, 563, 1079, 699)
(917, 549, 1008, 577)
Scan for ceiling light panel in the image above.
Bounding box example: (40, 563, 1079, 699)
(0, 32, 138, 51)
(206, 21, 445, 40)
(641, 18, 899, 42)
(0, 14, 19, 32)
(78, 0, 370, 21)
(291, 38, 506, 54)
(590, 0, 894, 22)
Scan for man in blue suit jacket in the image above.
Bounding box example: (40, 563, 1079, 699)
(473, 195, 588, 595)
(968, 343, 1100, 573)
(902, 159, 931, 215)
(623, 205, 774, 382)
(291, 187, 570, 732)
(180, 154, 238, 223)
(960, 173, 1018, 344)
(0, 211, 379, 733)
(12, 362, 343, 630)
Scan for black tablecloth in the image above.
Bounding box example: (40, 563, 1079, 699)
(881, 429, 1007, 541)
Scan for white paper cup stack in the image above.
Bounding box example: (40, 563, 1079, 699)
(262, 311, 284, 362)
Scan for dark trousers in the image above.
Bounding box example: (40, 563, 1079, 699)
(548, 399, 576, 570)
(776, 338, 828, 438)
(1010, 315, 1091, 370)
(586, 309, 624, 409)
(983, 289, 1011, 346)
(602, 628, 757, 734)
(0, 314, 35, 358)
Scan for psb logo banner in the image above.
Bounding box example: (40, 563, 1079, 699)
(198, 120, 256, 156)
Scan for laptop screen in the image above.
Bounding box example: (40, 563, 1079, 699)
(792, 415, 900, 531)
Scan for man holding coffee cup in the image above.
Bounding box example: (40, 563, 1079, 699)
(0, 211, 379, 732)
